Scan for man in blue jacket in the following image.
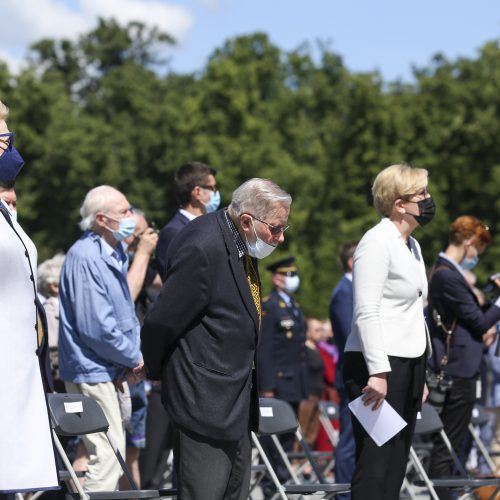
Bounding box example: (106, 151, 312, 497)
(156, 161, 219, 281)
(58, 185, 143, 492)
(329, 241, 357, 499)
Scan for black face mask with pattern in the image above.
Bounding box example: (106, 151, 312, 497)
(409, 196, 436, 226)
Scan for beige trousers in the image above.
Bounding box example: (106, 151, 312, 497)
(65, 381, 126, 491)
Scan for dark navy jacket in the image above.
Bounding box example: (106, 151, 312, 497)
(257, 289, 308, 403)
(156, 210, 190, 281)
(329, 274, 353, 390)
(427, 255, 500, 379)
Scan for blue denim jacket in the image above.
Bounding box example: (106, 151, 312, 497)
(58, 231, 141, 383)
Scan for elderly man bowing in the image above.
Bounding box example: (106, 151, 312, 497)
(141, 178, 292, 500)
(58, 185, 143, 491)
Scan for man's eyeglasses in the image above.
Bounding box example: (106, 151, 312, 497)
(199, 184, 218, 193)
(247, 213, 290, 236)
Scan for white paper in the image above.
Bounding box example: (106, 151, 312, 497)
(260, 407, 273, 417)
(64, 401, 83, 413)
(348, 395, 407, 447)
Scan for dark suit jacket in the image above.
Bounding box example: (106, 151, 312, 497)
(257, 290, 308, 403)
(427, 255, 500, 378)
(329, 275, 353, 390)
(156, 211, 190, 281)
(141, 210, 260, 441)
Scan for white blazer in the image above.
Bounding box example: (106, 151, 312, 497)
(345, 217, 429, 375)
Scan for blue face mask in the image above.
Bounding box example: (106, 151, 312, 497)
(461, 255, 479, 271)
(106, 217, 137, 242)
(0, 133, 25, 181)
(203, 190, 221, 213)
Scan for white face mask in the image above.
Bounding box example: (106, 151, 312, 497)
(284, 275, 300, 294)
(246, 220, 277, 259)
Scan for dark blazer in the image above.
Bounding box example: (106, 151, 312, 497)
(329, 275, 353, 390)
(156, 210, 190, 281)
(141, 210, 260, 441)
(427, 255, 500, 378)
(257, 290, 308, 403)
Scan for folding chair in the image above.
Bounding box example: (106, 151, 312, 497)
(47, 392, 162, 500)
(252, 397, 350, 499)
(468, 404, 497, 474)
(409, 403, 500, 500)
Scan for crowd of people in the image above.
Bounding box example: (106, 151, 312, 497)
(1, 97, 500, 500)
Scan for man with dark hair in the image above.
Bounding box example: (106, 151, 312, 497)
(156, 161, 219, 281)
(330, 240, 358, 500)
(142, 162, 219, 488)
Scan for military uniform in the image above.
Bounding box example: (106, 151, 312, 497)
(257, 258, 308, 403)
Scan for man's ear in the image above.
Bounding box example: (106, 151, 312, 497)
(239, 213, 252, 232)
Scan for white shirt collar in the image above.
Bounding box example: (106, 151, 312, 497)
(345, 272, 353, 282)
(179, 208, 198, 221)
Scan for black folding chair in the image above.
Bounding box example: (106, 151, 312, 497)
(409, 403, 500, 500)
(47, 392, 162, 500)
(252, 398, 350, 499)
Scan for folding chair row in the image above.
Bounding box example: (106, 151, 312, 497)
(409, 403, 500, 500)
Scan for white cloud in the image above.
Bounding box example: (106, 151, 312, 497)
(0, 0, 194, 73)
(81, 0, 193, 42)
(198, 0, 220, 12)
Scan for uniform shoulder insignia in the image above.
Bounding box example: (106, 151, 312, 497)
(279, 301, 287, 308)
(262, 295, 270, 303)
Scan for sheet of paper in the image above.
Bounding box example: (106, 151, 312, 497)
(348, 395, 407, 447)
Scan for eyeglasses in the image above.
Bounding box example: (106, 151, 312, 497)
(199, 184, 218, 193)
(247, 213, 290, 236)
(0, 133, 12, 152)
(404, 187, 429, 201)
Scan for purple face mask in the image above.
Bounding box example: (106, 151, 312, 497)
(0, 133, 25, 181)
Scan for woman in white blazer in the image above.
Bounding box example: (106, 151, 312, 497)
(343, 164, 434, 500)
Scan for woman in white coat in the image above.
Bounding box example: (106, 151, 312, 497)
(0, 101, 58, 495)
(343, 164, 434, 500)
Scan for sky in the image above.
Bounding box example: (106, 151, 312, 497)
(1, 0, 500, 82)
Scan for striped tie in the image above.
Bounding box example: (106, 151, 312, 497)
(244, 254, 261, 324)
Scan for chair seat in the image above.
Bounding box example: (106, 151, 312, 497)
(414, 477, 500, 489)
(158, 488, 177, 497)
(66, 490, 160, 499)
(283, 482, 351, 494)
(287, 451, 332, 460)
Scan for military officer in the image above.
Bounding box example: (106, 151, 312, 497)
(258, 256, 309, 404)
(257, 256, 309, 498)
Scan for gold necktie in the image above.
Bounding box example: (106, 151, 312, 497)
(244, 254, 261, 323)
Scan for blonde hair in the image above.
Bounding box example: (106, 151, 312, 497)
(372, 164, 428, 216)
(0, 101, 9, 121)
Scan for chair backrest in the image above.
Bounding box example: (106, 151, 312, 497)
(318, 400, 339, 420)
(48, 392, 109, 436)
(471, 404, 489, 426)
(258, 397, 298, 436)
(414, 403, 443, 435)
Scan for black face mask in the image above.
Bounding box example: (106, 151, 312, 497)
(408, 196, 436, 226)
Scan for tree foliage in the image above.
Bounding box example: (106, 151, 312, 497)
(1, 20, 499, 317)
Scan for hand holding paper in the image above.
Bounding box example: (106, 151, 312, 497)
(348, 395, 407, 447)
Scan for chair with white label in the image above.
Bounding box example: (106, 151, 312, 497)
(252, 397, 350, 499)
(47, 392, 164, 500)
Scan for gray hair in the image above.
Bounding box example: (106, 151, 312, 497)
(0, 101, 9, 120)
(37, 253, 65, 297)
(79, 185, 121, 231)
(228, 178, 292, 219)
